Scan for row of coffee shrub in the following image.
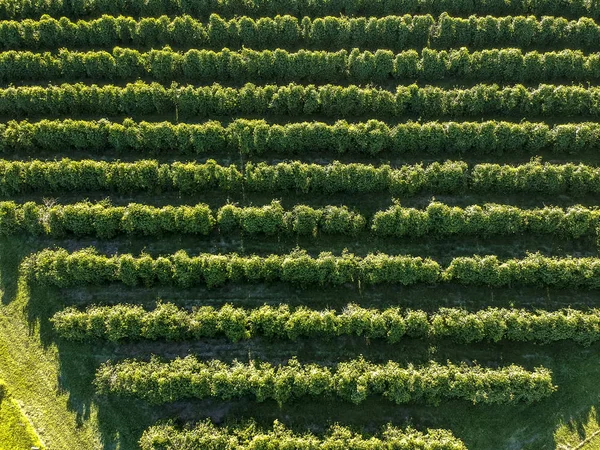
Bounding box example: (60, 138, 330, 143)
(2, 118, 598, 156)
(2, 159, 600, 196)
(22, 248, 600, 289)
(1, 0, 596, 21)
(52, 303, 600, 346)
(139, 420, 467, 450)
(0, 201, 364, 237)
(1, 47, 599, 83)
(4, 82, 600, 118)
(1, 200, 597, 239)
(95, 355, 555, 405)
(0, 14, 598, 51)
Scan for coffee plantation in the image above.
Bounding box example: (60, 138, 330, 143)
(0, 0, 599, 448)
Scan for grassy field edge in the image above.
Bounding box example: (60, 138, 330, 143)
(0, 254, 101, 450)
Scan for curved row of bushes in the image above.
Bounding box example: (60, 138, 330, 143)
(0, 14, 598, 51)
(1, 159, 599, 196)
(3, 82, 600, 118)
(22, 248, 600, 289)
(2, 118, 599, 156)
(1, 0, 596, 21)
(139, 420, 467, 450)
(2, 47, 600, 83)
(94, 355, 555, 405)
(1, 200, 598, 239)
(0, 201, 365, 237)
(52, 302, 600, 346)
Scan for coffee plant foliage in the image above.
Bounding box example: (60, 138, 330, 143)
(22, 248, 600, 289)
(3, 118, 598, 157)
(2, 159, 600, 196)
(3, 82, 600, 118)
(52, 302, 600, 346)
(0, 200, 365, 238)
(0, 14, 598, 51)
(2, 47, 599, 84)
(139, 419, 467, 450)
(94, 355, 555, 406)
(2, 0, 597, 21)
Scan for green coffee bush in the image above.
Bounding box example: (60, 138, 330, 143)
(52, 303, 600, 346)
(0, 14, 597, 51)
(22, 248, 600, 289)
(95, 355, 555, 405)
(139, 420, 467, 450)
(7, 118, 594, 157)
(5, 159, 597, 197)
(0, 200, 365, 237)
(372, 202, 600, 239)
(2, 82, 600, 118)
(0, 0, 595, 22)
(2, 47, 599, 84)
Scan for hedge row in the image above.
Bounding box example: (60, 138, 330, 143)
(2, 200, 598, 239)
(52, 302, 600, 346)
(94, 355, 554, 405)
(22, 248, 600, 289)
(2, 0, 597, 21)
(4, 82, 600, 118)
(21, 248, 441, 288)
(0, 159, 464, 195)
(372, 202, 600, 238)
(3, 47, 600, 83)
(3, 118, 599, 156)
(139, 421, 467, 450)
(1, 159, 600, 196)
(0, 14, 598, 51)
(0, 200, 365, 237)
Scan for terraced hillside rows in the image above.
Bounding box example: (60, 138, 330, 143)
(2, 0, 600, 449)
